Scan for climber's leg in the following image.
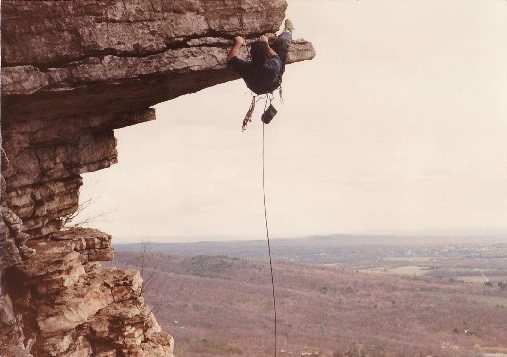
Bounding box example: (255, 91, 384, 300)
(272, 31, 292, 76)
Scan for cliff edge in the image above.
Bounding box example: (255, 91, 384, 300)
(0, 1, 315, 356)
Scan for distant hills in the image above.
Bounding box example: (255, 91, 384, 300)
(114, 233, 507, 264)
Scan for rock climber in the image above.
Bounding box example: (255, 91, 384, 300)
(227, 19, 294, 130)
(228, 19, 294, 96)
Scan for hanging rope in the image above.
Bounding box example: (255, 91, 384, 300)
(1, 147, 11, 169)
(262, 122, 278, 357)
(240, 90, 281, 355)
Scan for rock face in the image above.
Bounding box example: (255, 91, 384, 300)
(1, 0, 315, 355)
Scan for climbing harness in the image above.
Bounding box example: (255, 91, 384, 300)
(262, 122, 278, 357)
(241, 91, 280, 131)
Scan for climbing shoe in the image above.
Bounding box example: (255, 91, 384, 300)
(284, 19, 294, 32)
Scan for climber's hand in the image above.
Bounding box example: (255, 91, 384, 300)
(234, 36, 245, 46)
(228, 36, 245, 61)
(259, 35, 269, 44)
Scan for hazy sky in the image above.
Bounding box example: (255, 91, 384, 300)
(81, 0, 507, 243)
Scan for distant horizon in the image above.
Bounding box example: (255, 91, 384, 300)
(113, 228, 507, 244)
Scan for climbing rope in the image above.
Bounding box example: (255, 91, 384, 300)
(1, 147, 11, 168)
(262, 122, 278, 357)
(241, 92, 279, 355)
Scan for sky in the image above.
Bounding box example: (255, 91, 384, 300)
(80, 0, 507, 243)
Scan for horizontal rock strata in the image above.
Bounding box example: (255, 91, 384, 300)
(1, 0, 315, 355)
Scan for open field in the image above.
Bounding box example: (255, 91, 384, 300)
(359, 265, 432, 276)
(114, 236, 507, 356)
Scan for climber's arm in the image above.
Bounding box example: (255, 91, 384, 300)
(259, 35, 279, 58)
(228, 36, 246, 62)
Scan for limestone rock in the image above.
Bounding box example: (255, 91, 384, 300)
(15, 228, 112, 295)
(0, 292, 32, 356)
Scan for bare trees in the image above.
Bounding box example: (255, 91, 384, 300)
(137, 242, 169, 316)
